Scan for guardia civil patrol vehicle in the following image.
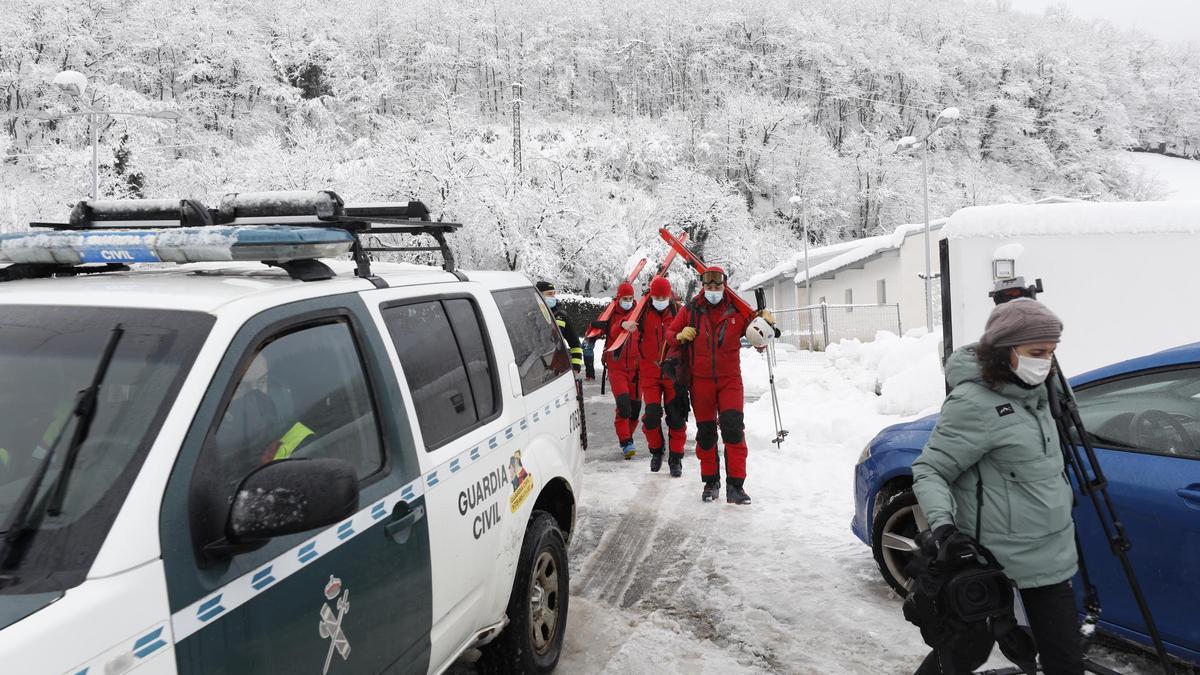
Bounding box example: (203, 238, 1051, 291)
(0, 191, 586, 674)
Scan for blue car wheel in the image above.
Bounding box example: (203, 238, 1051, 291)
(871, 489, 927, 596)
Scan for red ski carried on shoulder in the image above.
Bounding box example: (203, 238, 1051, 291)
(585, 257, 648, 340)
(606, 232, 687, 353)
(657, 227, 755, 321)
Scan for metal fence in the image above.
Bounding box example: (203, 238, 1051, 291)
(773, 303, 902, 351)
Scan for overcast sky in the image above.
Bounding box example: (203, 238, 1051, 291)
(1004, 0, 1200, 44)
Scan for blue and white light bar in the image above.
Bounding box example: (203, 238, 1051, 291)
(0, 226, 354, 265)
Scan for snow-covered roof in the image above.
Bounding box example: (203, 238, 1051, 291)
(739, 237, 886, 291)
(792, 219, 947, 287)
(944, 201, 1200, 239)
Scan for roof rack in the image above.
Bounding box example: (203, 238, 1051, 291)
(3, 190, 461, 285)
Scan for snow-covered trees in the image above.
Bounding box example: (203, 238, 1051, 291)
(1, 0, 1195, 281)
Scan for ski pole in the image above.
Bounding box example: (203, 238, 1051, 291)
(754, 289, 788, 447)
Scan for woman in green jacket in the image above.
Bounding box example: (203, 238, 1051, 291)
(911, 298, 1083, 675)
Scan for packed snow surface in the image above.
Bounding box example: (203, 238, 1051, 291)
(448, 332, 1164, 674)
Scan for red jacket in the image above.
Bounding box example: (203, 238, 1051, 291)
(667, 294, 745, 380)
(636, 302, 680, 379)
(599, 304, 639, 372)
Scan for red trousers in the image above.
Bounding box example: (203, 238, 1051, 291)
(607, 367, 641, 444)
(640, 374, 688, 456)
(689, 375, 747, 484)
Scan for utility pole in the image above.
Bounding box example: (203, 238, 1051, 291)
(511, 83, 523, 174)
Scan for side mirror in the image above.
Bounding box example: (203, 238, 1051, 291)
(226, 457, 358, 544)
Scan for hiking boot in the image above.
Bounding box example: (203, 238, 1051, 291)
(649, 452, 663, 472)
(668, 455, 683, 478)
(620, 440, 635, 460)
(701, 480, 720, 502)
(726, 483, 752, 505)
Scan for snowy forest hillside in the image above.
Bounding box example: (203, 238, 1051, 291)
(2, 0, 1198, 290)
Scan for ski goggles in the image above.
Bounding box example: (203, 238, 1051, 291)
(700, 270, 726, 285)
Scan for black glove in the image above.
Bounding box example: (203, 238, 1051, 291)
(660, 358, 678, 381)
(916, 523, 959, 557)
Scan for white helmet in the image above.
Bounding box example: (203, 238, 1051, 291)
(745, 316, 774, 348)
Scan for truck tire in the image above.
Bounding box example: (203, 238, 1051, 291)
(478, 511, 569, 674)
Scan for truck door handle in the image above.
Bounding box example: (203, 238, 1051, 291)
(385, 504, 425, 544)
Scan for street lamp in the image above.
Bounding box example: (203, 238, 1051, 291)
(788, 194, 812, 308)
(895, 106, 959, 331)
(40, 70, 184, 199)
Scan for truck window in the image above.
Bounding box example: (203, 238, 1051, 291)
(0, 306, 212, 593)
(491, 287, 570, 395)
(382, 297, 499, 449)
(199, 320, 384, 509)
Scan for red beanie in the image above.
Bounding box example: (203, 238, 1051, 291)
(617, 282, 635, 297)
(649, 276, 672, 297)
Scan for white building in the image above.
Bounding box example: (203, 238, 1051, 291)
(942, 200, 1200, 375)
(740, 219, 947, 345)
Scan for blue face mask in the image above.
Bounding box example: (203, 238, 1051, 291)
(618, 299, 634, 311)
(704, 290, 724, 305)
(652, 298, 670, 312)
(544, 296, 557, 309)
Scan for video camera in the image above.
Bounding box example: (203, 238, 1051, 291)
(903, 531, 1036, 670)
(989, 276, 1043, 305)
(904, 531, 1014, 628)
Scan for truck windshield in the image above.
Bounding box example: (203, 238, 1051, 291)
(0, 305, 212, 593)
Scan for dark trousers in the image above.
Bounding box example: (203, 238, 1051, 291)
(915, 580, 1084, 675)
(583, 347, 596, 378)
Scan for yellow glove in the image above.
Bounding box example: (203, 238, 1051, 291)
(676, 326, 697, 343)
(757, 309, 776, 325)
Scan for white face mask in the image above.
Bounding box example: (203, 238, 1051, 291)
(1012, 354, 1053, 385)
(618, 299, 634, 311)
(704, 290, 724, 305)
(651, 298, 670, 311)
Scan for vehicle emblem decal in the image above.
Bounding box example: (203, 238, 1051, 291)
(324, 575, 342, 600)
(508, 449, 534, 513)
(319, 579, 351, 674)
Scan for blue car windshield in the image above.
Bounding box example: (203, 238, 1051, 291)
(0, 305, 212, 593)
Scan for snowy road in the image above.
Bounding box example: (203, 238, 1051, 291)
(456, 337, 1165, 674)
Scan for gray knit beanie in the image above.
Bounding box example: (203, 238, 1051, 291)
(982, 298, 1063, 347)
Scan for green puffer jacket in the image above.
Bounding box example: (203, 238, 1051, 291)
(912, 344, 1077, 589)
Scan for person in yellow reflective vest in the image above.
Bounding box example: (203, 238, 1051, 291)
(219, 355, 317, 467)
(537, 281, 584, 378)
(0, 399, 73, 474)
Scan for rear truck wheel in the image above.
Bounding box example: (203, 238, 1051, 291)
(871, 489, 928, 596)
(478, 511, 569, 674)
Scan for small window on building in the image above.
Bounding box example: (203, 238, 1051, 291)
(876, 279, 887, 304)
(845, 288, 853, 313)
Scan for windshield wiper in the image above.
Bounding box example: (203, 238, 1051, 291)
(0, 325, 124, 573)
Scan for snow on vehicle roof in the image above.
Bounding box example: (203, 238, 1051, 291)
(944, 200, 1200, 239)
(0, 259, 511, 313)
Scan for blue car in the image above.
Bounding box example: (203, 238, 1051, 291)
(852, 342, 1200, 665)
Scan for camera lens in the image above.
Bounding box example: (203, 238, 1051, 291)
(963, 579, 990, 607)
